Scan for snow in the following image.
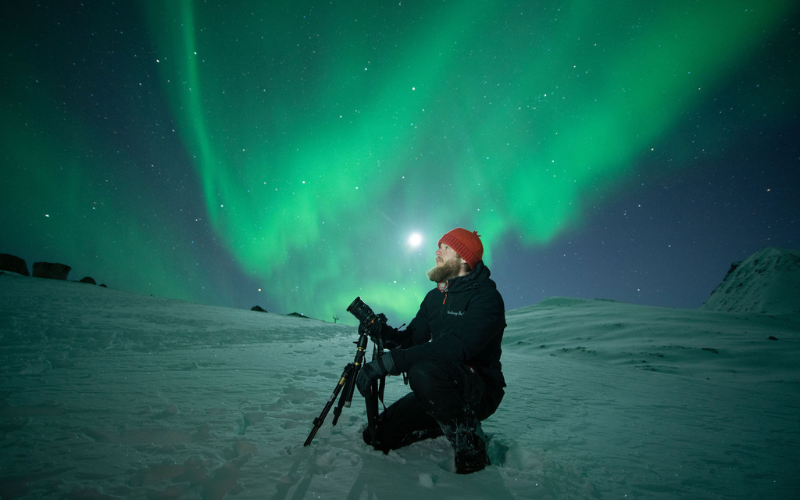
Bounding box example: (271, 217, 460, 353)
(0, 262, 798, 499)
(701, 247, 800, 316)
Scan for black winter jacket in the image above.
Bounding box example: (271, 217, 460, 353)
(388, 261, 506, 390)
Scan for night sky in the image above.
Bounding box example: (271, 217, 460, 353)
(2, 1, 798, 326)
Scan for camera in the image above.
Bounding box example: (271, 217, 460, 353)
(347, 296, 386, 337)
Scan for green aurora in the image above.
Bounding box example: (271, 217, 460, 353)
(1, 0, 796, 322)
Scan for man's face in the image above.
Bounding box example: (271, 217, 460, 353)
(435, 243, 460, 267)
(427, 243, 466, 283)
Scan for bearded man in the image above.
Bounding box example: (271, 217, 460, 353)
(356, 228, 506, 474)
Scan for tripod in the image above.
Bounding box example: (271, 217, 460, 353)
(304, 325, 379, 446)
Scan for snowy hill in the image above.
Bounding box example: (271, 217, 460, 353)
(701, 247, 800, 315)
(1, 271, 798, 499)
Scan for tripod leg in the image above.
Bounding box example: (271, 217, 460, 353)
(304, 363, 353, 446)
(333, 362, 360, 425)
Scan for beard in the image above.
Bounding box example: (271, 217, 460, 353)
(426, 257, 464, 283)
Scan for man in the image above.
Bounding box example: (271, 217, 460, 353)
(356, 228, 506, 474)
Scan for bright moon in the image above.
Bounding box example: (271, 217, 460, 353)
(408, 233, 423, 247)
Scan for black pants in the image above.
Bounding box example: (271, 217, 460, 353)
(364, 359, 503, 452)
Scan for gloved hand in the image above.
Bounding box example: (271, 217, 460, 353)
(356, 352, 399, 398)
(362, 321, 390, 340)
(381, 324, 405, 350)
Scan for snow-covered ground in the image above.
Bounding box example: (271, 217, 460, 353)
(0, 258, 798, 499)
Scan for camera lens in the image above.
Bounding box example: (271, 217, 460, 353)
(347, 297, 371, 320)
(347, 296, 383, 335)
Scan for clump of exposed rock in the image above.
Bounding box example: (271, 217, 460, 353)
(32, 262, 72, 280)
(1, 253, 110, 288)
(0, 253, 29, 276)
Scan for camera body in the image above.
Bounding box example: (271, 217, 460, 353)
(347, 296, 387, 337)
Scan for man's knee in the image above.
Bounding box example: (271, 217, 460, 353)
(364, 392, 442, 452)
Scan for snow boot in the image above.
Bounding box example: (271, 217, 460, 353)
(441, 417, 490, 474)
(454, 431, 490, 474)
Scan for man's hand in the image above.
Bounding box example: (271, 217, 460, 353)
(368, 323, 402, 350)
(356, 353, 398, 398)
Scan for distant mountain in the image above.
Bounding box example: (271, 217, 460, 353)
(701, 247, 800, 315)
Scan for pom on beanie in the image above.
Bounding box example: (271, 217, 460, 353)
(438, 228, 484, 269)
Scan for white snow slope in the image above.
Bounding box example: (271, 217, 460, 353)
(701, 247, 800, 315)
(0, 270, 798, 499)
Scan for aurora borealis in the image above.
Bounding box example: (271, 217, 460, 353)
(2, 1, 798, 325)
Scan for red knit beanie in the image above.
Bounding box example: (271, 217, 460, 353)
(438, 228, 484, 269)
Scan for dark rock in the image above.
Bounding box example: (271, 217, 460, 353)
(0, 254, 29, 276)
(79, 276, 97, 285)
(99, 284, 107, 288)
(288, 312, 311, 319)
(251, 305, 267, 313)
(768, 336, 778, 341)
(725, 261, 742, 278)
(32, 262, 72, 280)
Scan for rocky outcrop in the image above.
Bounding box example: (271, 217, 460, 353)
(0, 253, 29, 276)
(251, 305, 267, 313)
(32, 262, 72, 281)
(80, 276, 97, 285)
